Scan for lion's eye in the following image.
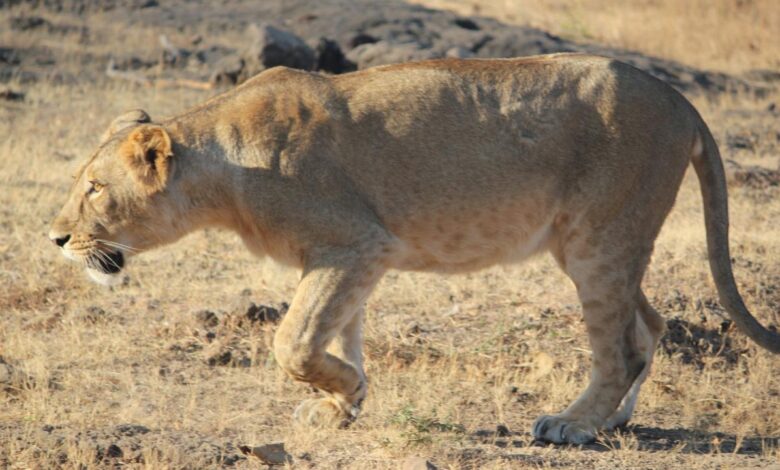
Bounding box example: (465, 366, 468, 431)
(87, 181, 104, 195)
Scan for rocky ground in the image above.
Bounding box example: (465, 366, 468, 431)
(1, 0, 779, 468)
(3, 0, 780, 93)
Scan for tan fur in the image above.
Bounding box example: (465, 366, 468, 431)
(49, 53, 779, 443)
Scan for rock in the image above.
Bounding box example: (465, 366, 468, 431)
(207, 350, 232, 366)
(346, 41, 437, 69)
(99, 443, 123, 459)
(242, 23, 316, 79)
(114, 424, 150, 437)
(496, 424, 511, 437)
(0, 47, 20, 65)
(245, 303, 283, 324)
(315, 37, 356, 74)
(240, 442, 293, 465)
(111, 56, 157, 71)
(195, 309, 220, 328)
(445, 46, 473, 59)
(9, 16, 49, 31)
(0, 89, 24, 102)
(724, 159, 780, 189)
(661, 317, 742, 368)
(401, 456, 437, 470)
(454, 18, 480, 31)
(348, 32, 379, 49)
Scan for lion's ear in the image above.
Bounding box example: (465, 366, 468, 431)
(101, 109, 151, 144)
(120, 125, 173, 193)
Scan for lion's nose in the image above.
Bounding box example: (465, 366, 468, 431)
(51, 234, 71, 247)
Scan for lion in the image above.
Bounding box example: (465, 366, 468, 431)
(49, 53, 779, 444)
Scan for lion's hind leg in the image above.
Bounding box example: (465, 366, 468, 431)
(534, 234, 653, 444)
(605, 292, 665, 430)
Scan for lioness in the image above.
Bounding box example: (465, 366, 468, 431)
(50, 54, 779, 444)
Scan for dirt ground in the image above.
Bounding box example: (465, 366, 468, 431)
(1, 0, 779, 468)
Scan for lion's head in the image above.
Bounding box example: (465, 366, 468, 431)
(49, 110, 178, 285)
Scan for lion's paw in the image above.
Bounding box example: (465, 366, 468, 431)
(293, 397, 356, 429)
(532, 415, 596, 444)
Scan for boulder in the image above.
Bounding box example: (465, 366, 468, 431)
(242, 23, 316, 79)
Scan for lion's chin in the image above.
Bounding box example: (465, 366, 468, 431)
(85, 250, 126, 287)
(86, 267, 124, 287)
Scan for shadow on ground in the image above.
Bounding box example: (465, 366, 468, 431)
(473, 425, 779, 455)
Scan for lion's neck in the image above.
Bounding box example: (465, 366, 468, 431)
(163, 121, 302, 265)
(164, 124, 245, 232)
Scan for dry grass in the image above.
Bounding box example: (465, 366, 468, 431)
(2, 2, 780, 469)
(411, 0, 780, 74)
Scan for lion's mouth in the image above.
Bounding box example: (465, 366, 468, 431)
(91, 250, 124, 274)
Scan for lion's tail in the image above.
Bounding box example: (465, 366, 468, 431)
(692, 119, 780, 353)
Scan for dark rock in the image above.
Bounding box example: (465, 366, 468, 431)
(315, 37, 356, 74)
(101, 443, 123, 459)
(3, 0, 763, 95)
(454, 18, 479, 31)
(245, 303, 282, 324)
(195, 309, 220, 328)
(242, 23, 316, 79)
(9, 16, 48, 31)
(207, 350, 232, 366)
(112, 56, 157, 71)
(348, 32, 379, 49)
(0, 89, 24, 102)
(661, 317, 745, 368)
(496, 424, 511, 437)
(0, 48, 20, 65)
(114, 424, 150, 437)
(240, 443, 293, 465)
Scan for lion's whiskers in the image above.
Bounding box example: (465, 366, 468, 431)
(96, 239, 140, 253)
(89, 246, 121, 271)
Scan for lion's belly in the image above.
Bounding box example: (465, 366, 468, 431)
(384, 201, 556, 273)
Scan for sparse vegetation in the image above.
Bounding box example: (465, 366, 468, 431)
(1, 0, 779, 468)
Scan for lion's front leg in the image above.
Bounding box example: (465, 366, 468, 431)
(273, 248, 383, 428)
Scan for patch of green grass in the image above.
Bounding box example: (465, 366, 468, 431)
(390, 405, 465, 446)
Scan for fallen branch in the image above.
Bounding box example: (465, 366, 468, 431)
(105, 58, 213, 91)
